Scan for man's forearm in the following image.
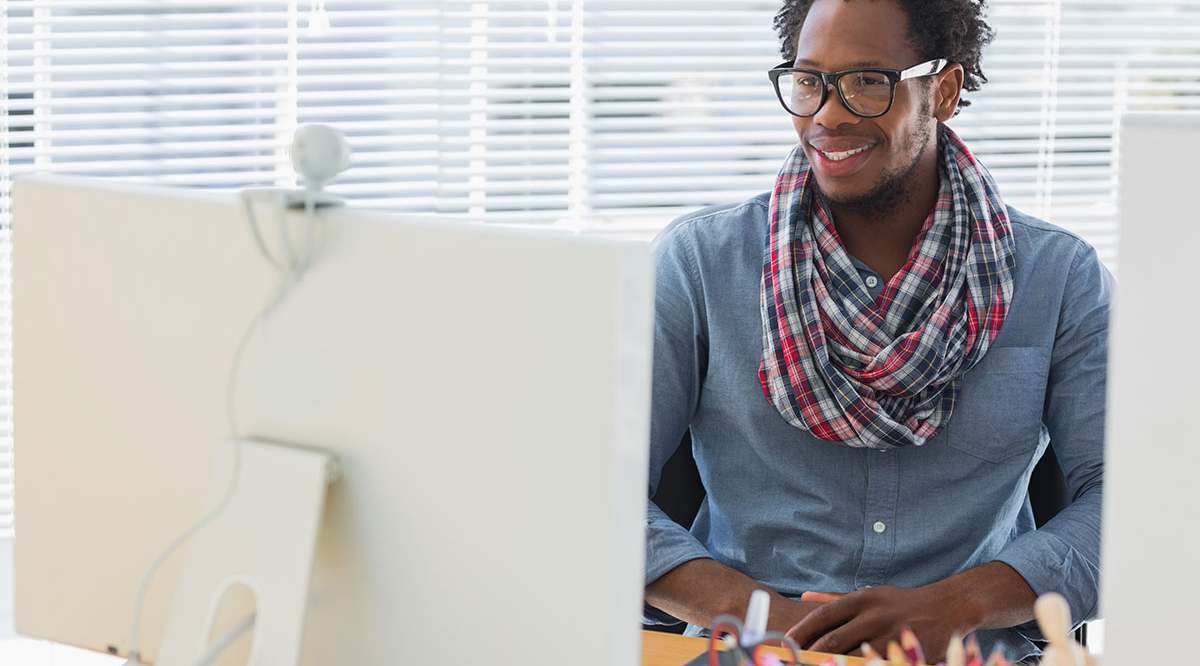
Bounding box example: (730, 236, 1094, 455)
(934, 561, 1038, 632)
(645, 558, 762, 627)
(644, 558, 801, 633)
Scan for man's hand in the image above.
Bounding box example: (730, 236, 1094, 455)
(783, 562, 1037, 662)
(784, 584, 971, 661)
(763, 595, 827, 638)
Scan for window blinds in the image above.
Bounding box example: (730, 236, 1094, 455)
(2, 0, 1199, 538)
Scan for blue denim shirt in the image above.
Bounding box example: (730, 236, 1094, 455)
(644, 191, 1111, 661)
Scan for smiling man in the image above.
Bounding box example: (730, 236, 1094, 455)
(641, 0, 1110, 662)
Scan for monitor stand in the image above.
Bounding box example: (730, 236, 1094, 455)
(156, 439, 338, 666)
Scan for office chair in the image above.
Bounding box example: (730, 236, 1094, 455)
(646, 431, 1088, 646)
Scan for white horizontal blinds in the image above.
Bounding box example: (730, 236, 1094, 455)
(949, 2, 1075, 248)
(2, 1, 294, 189)
(294, 2, 582, 222)
(0, 5, 19, 540)
(451, 0, 579, 222)
(295, 3, 462, 215)
(4, 1, 1189, 236)
(1054, 0, 1200, 269)
(584, 1, 796, 224)
(953, 0, 1200, 271)
(453, 0, 574, 221)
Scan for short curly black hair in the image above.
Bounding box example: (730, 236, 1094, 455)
(773, 0, 995, 114)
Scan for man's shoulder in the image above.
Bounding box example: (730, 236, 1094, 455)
(655, 192, 771, 247)
(651, 193, 771, 288)
(1006, 205, 1097, 263)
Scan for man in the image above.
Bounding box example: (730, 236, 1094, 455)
(641, 0, 1110, 662)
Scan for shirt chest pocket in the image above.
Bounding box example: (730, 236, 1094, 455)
(946, 346, 1050, 463)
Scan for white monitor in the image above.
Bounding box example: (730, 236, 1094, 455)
(1101, 113, 1200, 662)
(12, 176, 653, 665)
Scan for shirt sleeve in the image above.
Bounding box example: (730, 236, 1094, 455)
(642, 221, 716, 623)
(994, 241, 1112, 630)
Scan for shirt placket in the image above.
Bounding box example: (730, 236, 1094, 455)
(854, 449, 898, 589)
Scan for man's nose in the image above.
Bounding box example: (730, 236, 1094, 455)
(814, 83, 861, 130)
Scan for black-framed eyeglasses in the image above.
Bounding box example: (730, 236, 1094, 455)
(768, 58, 948, 119)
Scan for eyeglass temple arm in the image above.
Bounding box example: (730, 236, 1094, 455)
(899, 58, 948, 80)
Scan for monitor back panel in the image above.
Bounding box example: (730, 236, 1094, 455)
(13, 176, 653, 666)
(1102, 113, 1200, 663)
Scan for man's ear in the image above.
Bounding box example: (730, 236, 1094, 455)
(933, 63, 965, 121)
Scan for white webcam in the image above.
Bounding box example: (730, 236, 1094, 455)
(289, 123, 351, 190)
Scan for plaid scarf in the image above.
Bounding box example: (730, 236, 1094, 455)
(758, 124, 1015, 450)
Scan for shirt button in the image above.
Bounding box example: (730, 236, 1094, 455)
(873, 521, 887, 534)
(865, 275, 879, 288)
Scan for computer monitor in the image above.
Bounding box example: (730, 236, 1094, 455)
(12, 176, 654, 665)
(1101, 113, 1200, 663)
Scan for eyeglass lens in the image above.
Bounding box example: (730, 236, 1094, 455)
(777, 70, 893, 117)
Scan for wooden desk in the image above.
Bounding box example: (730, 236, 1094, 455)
(642, 630, 870, 666)
(0, 631, 864, 665)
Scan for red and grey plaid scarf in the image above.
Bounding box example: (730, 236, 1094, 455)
(759, 124, 1015, 450)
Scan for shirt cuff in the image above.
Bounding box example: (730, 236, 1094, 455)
(994, 529, 1070, 596)
(643, 502, 713, 624)
(992, 528, 1097, 636)
(645, 499, 712, 578)
(641, 548, 712, 626)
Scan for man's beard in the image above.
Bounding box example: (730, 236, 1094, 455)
(815, 120, 937, 220)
